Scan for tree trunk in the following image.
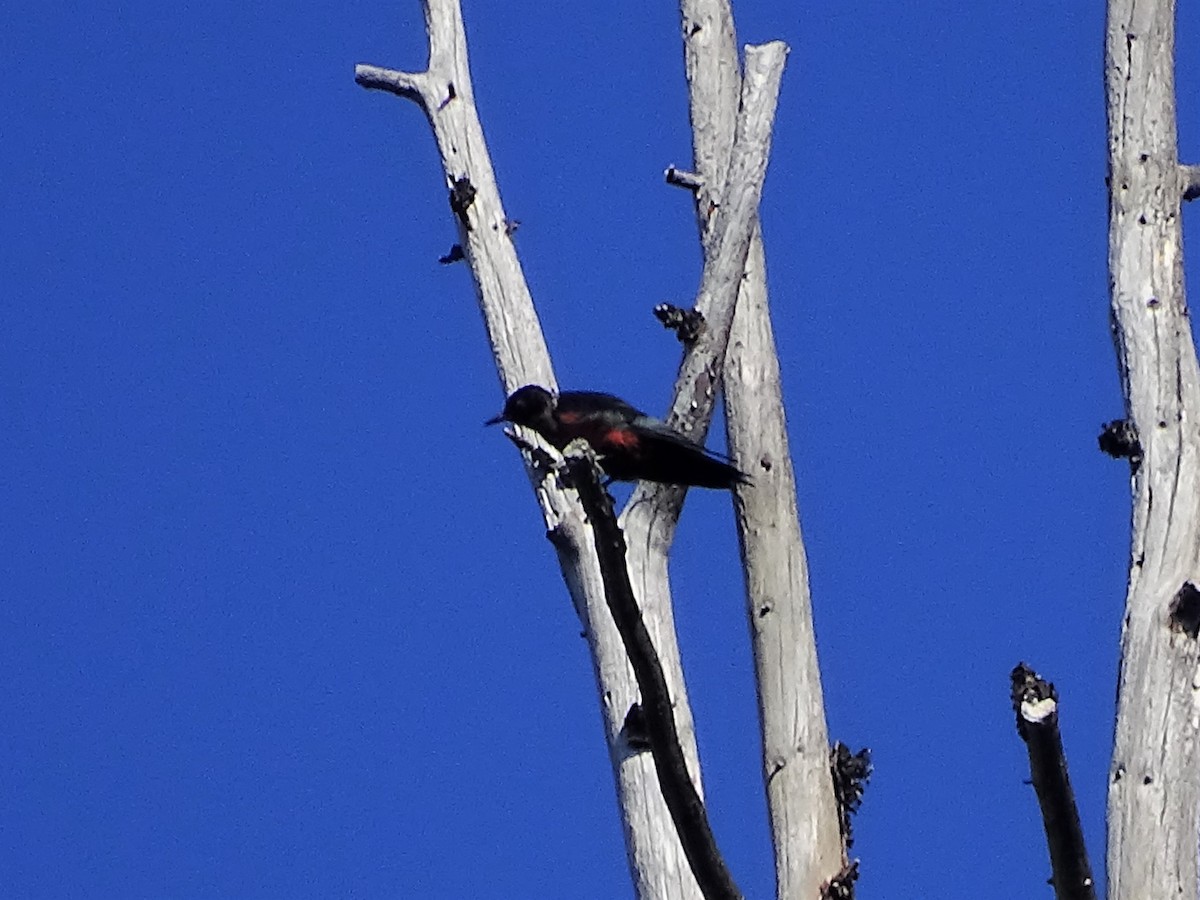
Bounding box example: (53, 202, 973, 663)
(1103, 1, 1200, 897)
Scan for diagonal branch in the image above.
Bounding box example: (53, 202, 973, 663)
(568, 446, 741, 900)
(617, 55, 789, 817)
(622, 41, 789, 536)
(1010, 664, 1097, 900)
(356, 4, 553, 396)
(358, 3, 722, 896)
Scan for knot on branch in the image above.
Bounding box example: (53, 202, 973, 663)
(449, 176, 477, 230)
(1182, 164, 1200, 202)
(1098, 419, 1142, 468)
(654, 303, 706, 344)
(1169, 582, 1200, 639)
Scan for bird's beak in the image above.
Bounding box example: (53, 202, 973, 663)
(484, 413, 506, 426)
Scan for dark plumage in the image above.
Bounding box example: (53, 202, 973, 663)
(487, 384, 748, 490)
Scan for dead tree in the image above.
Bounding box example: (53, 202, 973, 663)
(356, 1, 849, 897)
(1103, 0, 1200, 897)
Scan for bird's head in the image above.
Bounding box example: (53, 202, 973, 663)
(485, 384, 557, 431)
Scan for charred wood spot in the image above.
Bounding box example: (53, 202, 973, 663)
(438, 244, 465, 265)
(1010, 662, 1057, 739)
(1169, 582, 1200, 639)
(621, 703, 651, 751)
(821, 861, 860, 900)
(665, 166, 704, 191)
(449, 176, 477, 230)
(654, 303, 705, 344)
(1098, 419, 1142, 468)
(831, 742, 872, 849)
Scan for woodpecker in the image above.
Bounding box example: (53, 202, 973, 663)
(487, 384, 748, 489)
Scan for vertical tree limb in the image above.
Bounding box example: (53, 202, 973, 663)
(614, 51, 789, 897)
(674, 3, 845, 896)
(621, 41, 790, 539)
(1104, 1, 1200, 897)
(617, 52, 789, 850)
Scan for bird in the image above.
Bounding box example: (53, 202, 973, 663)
(486, 384, 748, 489)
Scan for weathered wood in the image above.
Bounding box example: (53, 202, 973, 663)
(357, 4, 700, 895)
(1103, 1, 1200, 897)
(676, 3, 845, 897)
(569, 446, 742, 900)
(358, 4, 788, 898)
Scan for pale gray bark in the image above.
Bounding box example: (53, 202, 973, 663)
(675, 4, 845, 898)
(619, 45, 791, 797)
(357, 4, 787, 898)
(1104, 1, 1200, 897)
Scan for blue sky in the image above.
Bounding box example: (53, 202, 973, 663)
(5, 1, 1199, 897)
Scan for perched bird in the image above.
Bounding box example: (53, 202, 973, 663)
(487, 384, 748, 489)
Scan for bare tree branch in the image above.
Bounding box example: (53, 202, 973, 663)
(617, 54, 789, 866)
(355, 4, 551, 394)
(674, 3, 846, 896)
(360, 6, 792, 898)
(568, 446, 742, 900)
(621, 40, 789, 534)
(357, 5, 707, 896)
(1103, 1, 1200, 896)
(1010, 664, 1097, 900)
(616, 50, 789, 897)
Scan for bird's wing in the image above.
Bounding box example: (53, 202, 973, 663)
(558, 391, 647, 420)
(629, 414, 733, 459)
